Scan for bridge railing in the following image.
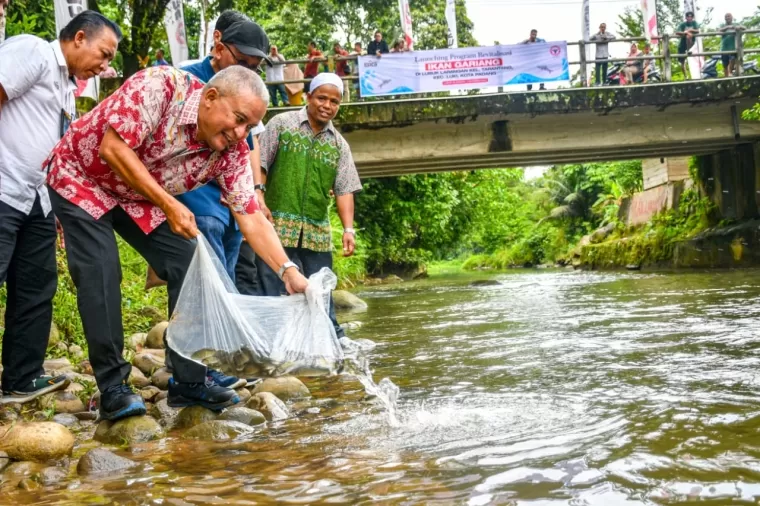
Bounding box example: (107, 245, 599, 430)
(263, 29, 760, 107)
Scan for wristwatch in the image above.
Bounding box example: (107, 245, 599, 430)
(344, 227, 356, 235)
(254, 183, 266, 192)
(278, 261, 299, 281)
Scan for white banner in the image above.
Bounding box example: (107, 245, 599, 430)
(445, 0, 458, 49)
(398, 0, 414, 50)
(0, 15, 6, 45)
(164, 0, 189, 64)
(54, 0, 99, 101)
(641, 0, 660, 45)
(359, 42, 569, 97)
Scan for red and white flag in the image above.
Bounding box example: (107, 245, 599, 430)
(398, 0, 414, 50)
(641, 0, 659, 45)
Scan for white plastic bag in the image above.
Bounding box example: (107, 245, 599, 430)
(166, 235, 344, 377)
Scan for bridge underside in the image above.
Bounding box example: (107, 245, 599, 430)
(307, 77, 760, 178)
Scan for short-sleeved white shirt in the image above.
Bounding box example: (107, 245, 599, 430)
(0, 35, 77, 216)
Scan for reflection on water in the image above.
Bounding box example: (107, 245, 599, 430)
(7, 269, 760, 504)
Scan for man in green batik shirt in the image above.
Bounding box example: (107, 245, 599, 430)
(255, 73, 361, 338)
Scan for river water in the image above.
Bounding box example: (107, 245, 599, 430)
(9, 268, 760, 505)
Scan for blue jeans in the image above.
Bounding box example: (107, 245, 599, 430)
(267, 84, 289, 107)
(195, 216, 243, 282)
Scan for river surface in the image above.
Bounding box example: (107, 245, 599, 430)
(8, 268, 760, 505)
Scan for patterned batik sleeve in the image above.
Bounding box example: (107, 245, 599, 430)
(102, 68, 175, 150)
(257, 115, 282, 172)
(333, 135, 363, 196)
(216, 143, 260, 215)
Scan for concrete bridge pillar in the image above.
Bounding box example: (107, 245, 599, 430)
(697, 143, 760, 220)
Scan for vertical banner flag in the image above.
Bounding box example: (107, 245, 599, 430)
(445, 0, 458, 49)
(164, 0, 189, 64)
(641, 0, 660, 45)
(54, 0, 99, 101)
(0, 13, 6, 44)
(399, 0, 414, 50)
(581, 0, 591, 85)
(359, 42, 570, 97)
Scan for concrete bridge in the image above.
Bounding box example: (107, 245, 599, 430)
(263, 77, 760, 178)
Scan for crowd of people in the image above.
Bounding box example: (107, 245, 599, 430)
(0, 5, 361, 421)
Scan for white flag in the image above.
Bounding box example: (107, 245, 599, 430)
(54, 0, 99, 101)
(581, 0, 591, 84)
(641, 0, 660, 45)
(0, 15, 6, 44)
(398, 0, 414, 50)
(445, 0, 458, 49)
(164, 0, 189, 64)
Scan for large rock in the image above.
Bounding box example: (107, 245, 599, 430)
(182, 420, 256, 441)
(145, 321, 169, 349)
(38, 391, 85, 414)
(94, 416, 164, 445)
(139, 386, 161, 403)
(149, 399, 178, 428)
(251, 377, 310, 401)
(52, 414, 79, 428)
(43, 358, 74, 375)
(128, 367, 151, 389)
(0, 422, 74, 462)
(332, 290, 368, 311)
(174, 405, 218, 430)
(132, 353, 165, 376)
(77, 448, 138, 476)
(0, 405, 20, 423)
(217, 407, 266, 426)
(126, 333, 148, 350)
(150, 367, 172, 390)
(245, 392, 291, 421)
(235, 387, 252, 404)
(34, 466, 68, 485)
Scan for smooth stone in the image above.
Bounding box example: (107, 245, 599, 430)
(217, 407, 266, 426)
(151, 367, 172, 390)
(129, 367, 151, 389)
(126, 332, 148, 350)
(139, 386, 162, 402)
(382, 274, 404, 284)
(18, 477, 41, 490)
(149, 399, 178, 428)
(77, 448, 138, 476)
(235, 387, 251, 404)
(34, 465, 68, 485)
(332, 290, 368, 310)
(94, 416, 164, 445)
(251, 377, 310, 401)
(245, 392, 291, 421)
(174, 405, 218, 430)
(0, 405, 20, 422)
(142, 348, 166, 359)
(52, 413, 79, 428)
(0, 422, 74, 462)
(39, 391, 86, 414)
(182, 420, 255, 441)
(4, 460, 42, 477)
(132, 352, 165, 376)
(68, 344, 85, 360)
(78, 360, 94, 376)
(43, 358, 74, 374)
(73, 411, 98, 421)
(146, 321, 169, 349)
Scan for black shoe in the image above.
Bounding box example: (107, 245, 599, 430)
(167, 378, 240, 411)
(1, 375, 70, 404)
(100, 383, 147, 421)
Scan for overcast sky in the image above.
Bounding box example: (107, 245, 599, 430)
(465, 0, 759, 58)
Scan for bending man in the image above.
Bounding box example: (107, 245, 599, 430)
(47, 66, 308, 421)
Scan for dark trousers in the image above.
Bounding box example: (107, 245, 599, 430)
(235, 241, 260, 295)
(255, 246, 344, 338)
(595, 60, 609, 85)
(267, 84, 289, 107)
(0, 196, 57, 391)
(50, 189, 207, 391)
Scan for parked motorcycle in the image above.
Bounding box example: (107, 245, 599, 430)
(605, 61, 661, 85)
(701, 56, 760, 79)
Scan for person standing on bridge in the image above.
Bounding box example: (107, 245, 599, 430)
(720, 13, 745, 78)
(368, 31, 390, 57)
(676, 11, 700, 79)
(590, 23, 616, 86)
(254, 73, 362, 340)
(521, 29, 546, 91)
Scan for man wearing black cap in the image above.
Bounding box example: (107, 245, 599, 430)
(172, 15, 271, 391)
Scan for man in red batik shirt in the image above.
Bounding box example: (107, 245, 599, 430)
(46, 65, 308, 421)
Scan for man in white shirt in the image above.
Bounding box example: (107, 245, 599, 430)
(0, 10, 120, 402)
(265, 45, 289, 107)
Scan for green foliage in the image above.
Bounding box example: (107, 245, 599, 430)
(5, 0, 56, 39)
(330, 207, 367, 288)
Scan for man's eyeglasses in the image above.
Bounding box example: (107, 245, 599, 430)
(223, 43, 261, 72)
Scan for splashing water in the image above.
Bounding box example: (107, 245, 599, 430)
(340, 337, 401, 427)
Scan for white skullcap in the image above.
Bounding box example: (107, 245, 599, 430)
(309, 72, 344, 94)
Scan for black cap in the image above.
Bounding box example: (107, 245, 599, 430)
(221, 20, 271, 63)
